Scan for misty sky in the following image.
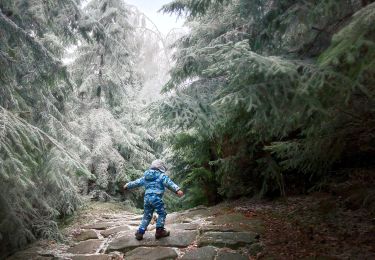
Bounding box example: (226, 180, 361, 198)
(125, 0, 185, 35)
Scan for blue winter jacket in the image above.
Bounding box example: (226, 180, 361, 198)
(126, 168, 180, 196)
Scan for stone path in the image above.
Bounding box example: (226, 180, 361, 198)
(7, 204, 264, 259)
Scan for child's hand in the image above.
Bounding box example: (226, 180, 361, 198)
(177, 190, 184, 197)
(123, 183, 128, 190)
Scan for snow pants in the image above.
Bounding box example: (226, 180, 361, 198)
(138, 194, 167, 233)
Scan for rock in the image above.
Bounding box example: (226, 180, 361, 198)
(166, 208, 210, 224)
(102, 213, 135, 220)
(182, 218, 193, 223)
(6, 246, 51, 260)
(199, 225, 238, 233)
(212, 213, 252, 225)
(181, 208, 211, 219)
(128, 215, 143, 221)
(181, 246, 217, 260)
(82, 222, 117, 230)
(74, 229, 98, 241)
(8, 253, 52, 260)
(108, 251, 124, 260)
(124, 220, 142, 226)
(149, 223, 199, 231)
(125, 247, 178, 260)
(71, 255, 112, 260)
(210, 213, 265, 234)
(165, 213, 179, 223)
(38, 252, 55, 257)
(199, 221, 264, 233)
(100, 225, 132, 237)
(107, 230, 197, 253)
(171, 223, 200, 230)
(67, 239, 103, 254)
(102, 214, 118, 219)
(187, 205, 208, 212)
(248, 242, 264, 256)
(197, 232, 258, 249)
(216, 251, 248, 260)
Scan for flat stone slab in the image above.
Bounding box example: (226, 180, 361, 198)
(82, 222, 117, 230)
(216, 251, 248, 260)
(107, 230, 197, 253)
(210, 213, 264, 233)
(171, 223, 200, 230)
(128, 215, 143, 221)
(71, 255, 112, 260)
(126, 220, 142, 226)
(149, 223, 199, 231)
(102, 213, 135, 219)
(181, 246, 217, 260)
(100, 225, 132, 237)
(197, 232, 258, 249)
(74, 230, 99, 241)
(125, 247, 178, 260)
(199, 225, 239, 233)
(67, 239, 103, 254)
(211, 213, 248, 225)
(186, 205, 208, 212)
(166, 208, 210, 224)
(9, 256, 51, 260)
(165, 213, 179, 224)
(199, 221, 264, 234)
(182, 218, 194, 223)
(7, 248, 52, 260)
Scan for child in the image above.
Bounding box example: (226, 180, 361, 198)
(123, 159, 184, 240)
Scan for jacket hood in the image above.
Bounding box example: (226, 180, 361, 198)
(150, 159, 167, 172)
(144, 169, 161, 181)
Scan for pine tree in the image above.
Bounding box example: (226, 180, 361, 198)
(68, 0, 157, 200)
(155, 0, 375, 205)
(0, 0, 92, 257)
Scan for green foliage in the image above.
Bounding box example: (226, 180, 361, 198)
(155, 1, 375, 206)
(162, 0, 228, 17)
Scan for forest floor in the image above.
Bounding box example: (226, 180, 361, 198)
(6, 193, 375, 260)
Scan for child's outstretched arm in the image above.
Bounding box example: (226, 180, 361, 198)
(124, 177, 145, 190)
(161, 175, 184, 197)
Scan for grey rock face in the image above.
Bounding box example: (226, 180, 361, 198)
(74, 230, 99, 241)
(67, 239, 103, 254)
(216, 251, 248, 260)
(197, 231, 258, 249)
(125, 247, 178, 260)
(181, 246, 217, 260)
(100, 225, 132, 237)
(171, 223, 200, 230)
(107, 230, 198, 253)
(71, 254, 112, 260)
(82, 222, 117, 230)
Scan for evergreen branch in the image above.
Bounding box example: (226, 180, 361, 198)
(0, 9, 62, 69)
(0, 106, 90, 176)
